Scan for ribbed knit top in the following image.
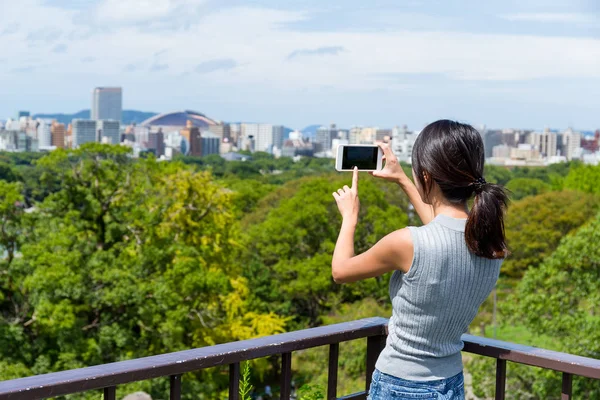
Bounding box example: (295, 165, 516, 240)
(375, 214, 502, 381)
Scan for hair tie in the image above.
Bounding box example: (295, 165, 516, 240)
(470, 177, 487, 192)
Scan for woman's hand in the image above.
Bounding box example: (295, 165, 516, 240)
(370, 142, 409, 183)
(333, 167, 360, 224)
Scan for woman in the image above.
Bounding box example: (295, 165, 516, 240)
(332, 120, 508, 399)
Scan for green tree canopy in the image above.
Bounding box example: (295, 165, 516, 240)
(243, 173, 409, 327)
(503, 212, 600, 398)
(563, 164, 600, 195)
(0, 144, 286, 399)
(502, 191, 600, 279)
(484, 165, 513, 185)
(505, 178, 550, 200)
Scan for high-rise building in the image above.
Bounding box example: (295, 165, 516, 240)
(483, 130, 503, 158)
(51, 121, 66, 148)
(561, 128, 582, 160)
(91, 87, 123, 122)
(528, 128, 557, 158)
(18, 111, 30, 118)
(180, 120, 202, 156)
(242, 123, 282, 153)
(148, 130, 165, 157)
(392, 125, 416, 163)
(230, 123, 241, 145)
(272, 125, 284, 150)
(349, 127, 362, 144)
(208, 123, 231, 141)
(0, 130, 18, 151)
(72, 119, 98, 148)
(338, 129, 349, 141)
(97, 120, 120, 144)
(201, 132, 221, 156)
(315, 124, 338, 154)
(36, 119, 52, 148)
(16, 131, 26, 150)
(501, 129, 528, 148)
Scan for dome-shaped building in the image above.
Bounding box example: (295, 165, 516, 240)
(140, 110, 218, 130)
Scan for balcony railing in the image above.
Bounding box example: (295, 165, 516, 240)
(0, 317, 598, 400)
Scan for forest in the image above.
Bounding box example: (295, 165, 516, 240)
(0, 145, 599, 399)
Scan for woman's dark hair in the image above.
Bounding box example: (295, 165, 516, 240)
(412, 119, 508, 259)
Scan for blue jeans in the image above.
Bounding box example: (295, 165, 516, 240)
(368, 369, 465, 399)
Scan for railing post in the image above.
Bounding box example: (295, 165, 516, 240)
(229, 363, 240, 400)
(561, 373, 572, 400)
(104, 386, 116, 400)
(365, 334, 386, 394)
(280, 352, 292, 400)
(495, 359, 506, 400)
(170, 374, 181, 400)
(328, 343, 339, 399)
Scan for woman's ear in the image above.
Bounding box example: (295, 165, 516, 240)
(421, 171, 434, 204)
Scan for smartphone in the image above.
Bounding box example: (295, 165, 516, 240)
(335, 144, 383, 171)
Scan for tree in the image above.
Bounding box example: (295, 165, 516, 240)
(0, 162, 18, 182)
(563, 164, 600, 195)
(509, 212, 600, 398)
(502, 191, 600, 279)
(469, 213, 600, 399)
(244, 173, 409, 328)
(0, 145, 286, 399)
(484, 165, 513, 186)
(505, 178, 550, 200)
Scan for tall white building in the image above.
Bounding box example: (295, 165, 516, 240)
(392, 125, 417, 163)
(528, 128, 557, 158)
(242, 123, 283, 153)
(349, 127, 362, 144)
(561, 128, 582, 161)
(72, 119, 97, 148)
(36, 119, 53, 148)
(0, 130, 18, 151)
(98, 120, 120, 144)
(315, 124, 338, 154)
(91, 87, 122, 122)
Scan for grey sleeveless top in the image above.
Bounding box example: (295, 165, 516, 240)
(375, 214, 502, 381)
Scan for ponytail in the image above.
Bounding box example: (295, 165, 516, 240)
(413, 120, 510, 259)
(465, 183, 509, 259)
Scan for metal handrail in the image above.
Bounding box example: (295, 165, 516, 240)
(0, 317, 598, 400)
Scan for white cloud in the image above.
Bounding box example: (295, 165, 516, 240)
(94, 0, 208, 24)
(1, 1, 599, 107)
(95, 0, 172, 23)
(501, 13, 597, 24)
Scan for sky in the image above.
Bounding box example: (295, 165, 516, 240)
(1, 0, 599, 131)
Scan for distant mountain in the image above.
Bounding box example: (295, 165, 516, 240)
(32, 110, 158, 125)
(33, 110, 90, 125)
(301, 124, 322, 138)
(122, 110, 158, 124)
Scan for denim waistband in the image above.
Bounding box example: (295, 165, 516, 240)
(374, 369, 463, 391)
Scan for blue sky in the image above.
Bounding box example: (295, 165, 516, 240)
(1, 0, 599, 130)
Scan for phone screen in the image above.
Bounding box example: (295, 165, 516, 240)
(342, 146, 379, 170)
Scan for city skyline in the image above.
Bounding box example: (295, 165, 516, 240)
(1, 0, 599, 130)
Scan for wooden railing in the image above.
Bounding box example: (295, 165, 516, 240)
(0, 317, 598, 400)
